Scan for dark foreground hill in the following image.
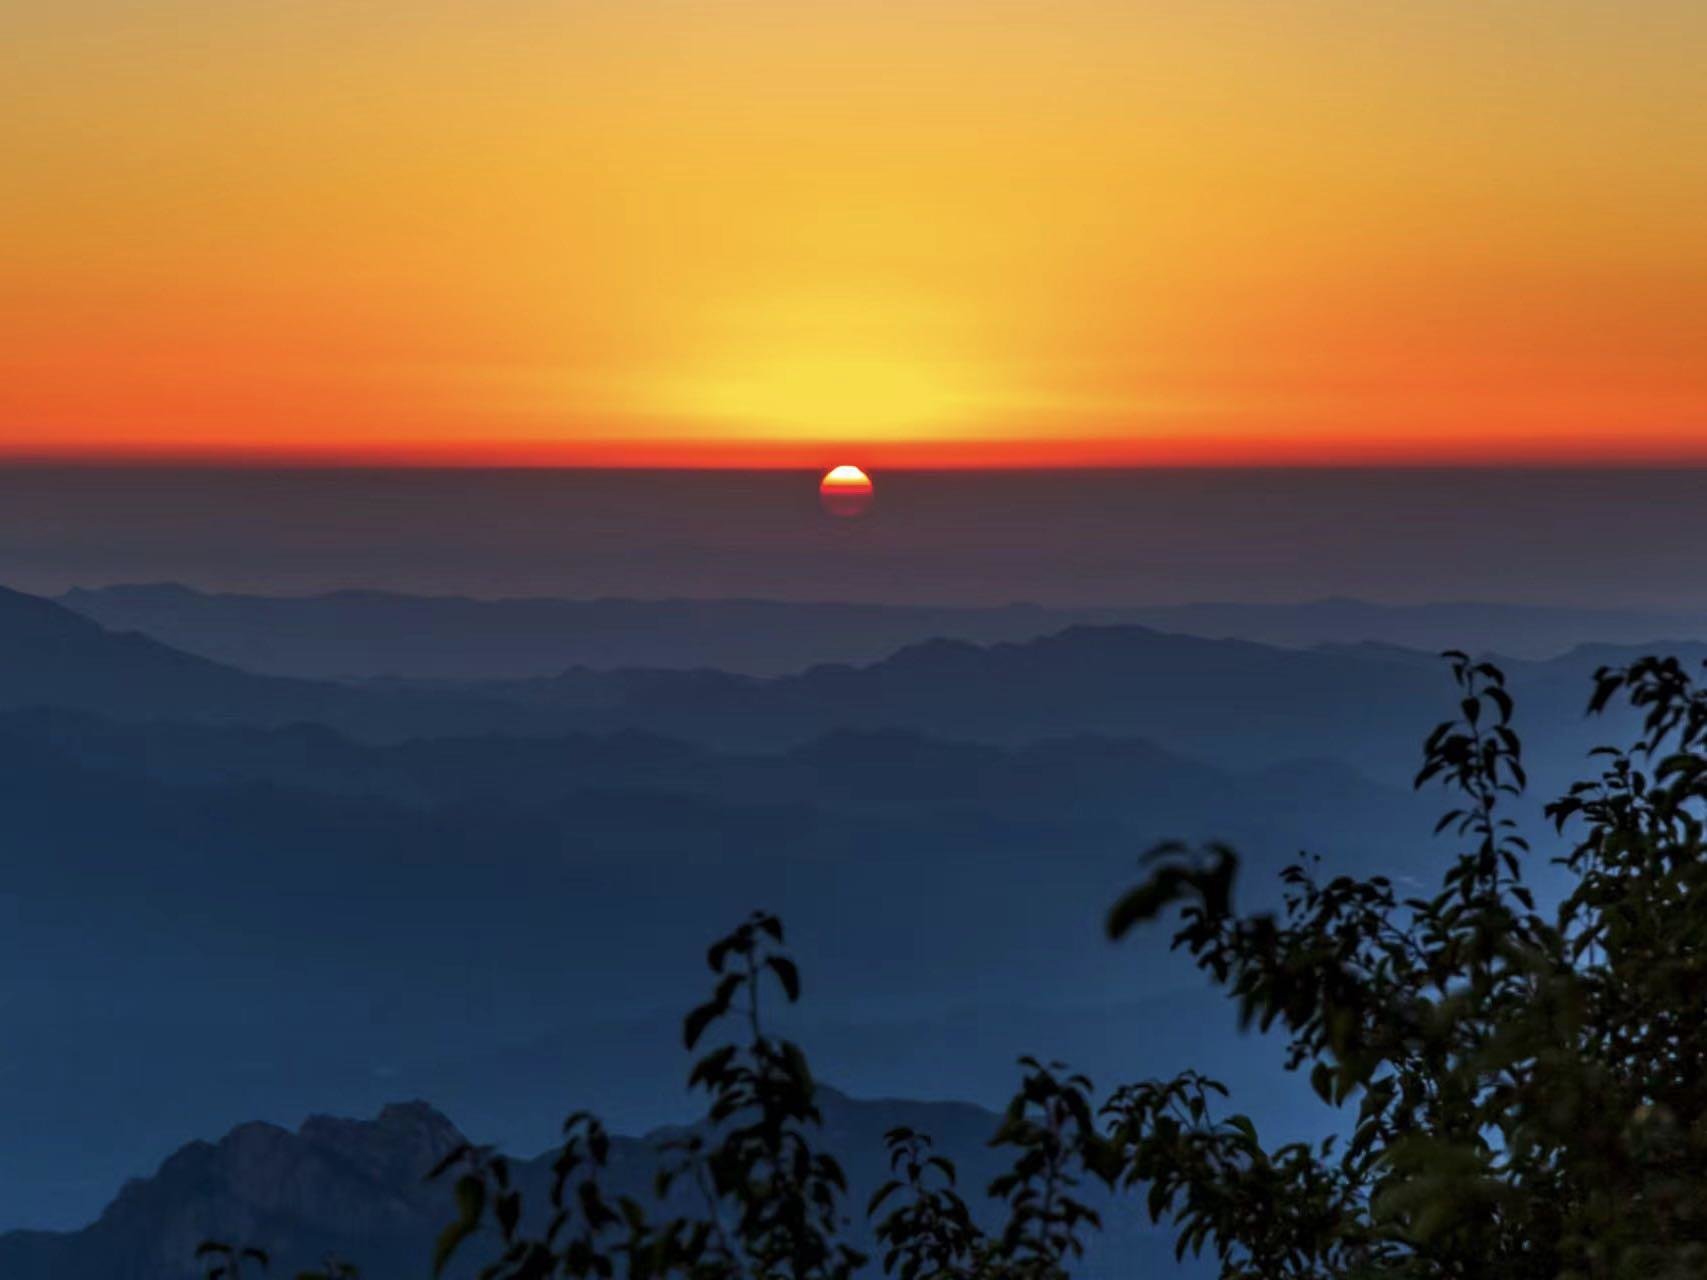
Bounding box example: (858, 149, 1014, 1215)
(0, 1095, 1202, 1280)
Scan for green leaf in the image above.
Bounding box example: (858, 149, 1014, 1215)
(766, 955, 802, 1002)
(683, 1000, 721, 1050)
(432, 1220, 477, 1277)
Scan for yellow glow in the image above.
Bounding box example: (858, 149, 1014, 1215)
(616, 287, 1007, 442)
(657, 350, 970, 440)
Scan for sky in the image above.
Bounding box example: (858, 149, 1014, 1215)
(4, 0, 1705, 467)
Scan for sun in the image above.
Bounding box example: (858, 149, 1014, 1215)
(819, 465, 875, 518)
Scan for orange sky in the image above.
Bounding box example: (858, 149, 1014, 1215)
(4, 1, 1705, 467)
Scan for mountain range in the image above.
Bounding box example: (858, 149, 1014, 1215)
(0, 685, 1416, 1229)
(62, 582, 1707, 679)
(0, 579, 1696, 1235)
(0, 585, 563, 741)
(8, 582, 1692, 782)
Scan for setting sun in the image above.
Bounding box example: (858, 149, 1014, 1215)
(819, 465, 875, 518)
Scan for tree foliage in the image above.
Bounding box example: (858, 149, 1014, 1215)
(1105, 651, 1707, 1278)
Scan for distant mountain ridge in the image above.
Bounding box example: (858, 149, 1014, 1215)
(450, 624, 1694, 781)
(0, 1095, 1201, 1280)
(0, 584, 569, 741)
(0, 705, 1414, 835)
(61, 582, 1707, 679)
(10, 582, 1702, 781)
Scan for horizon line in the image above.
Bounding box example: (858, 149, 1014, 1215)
(6, 429, 1707, 472)
(5, 453, 1707, 475)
